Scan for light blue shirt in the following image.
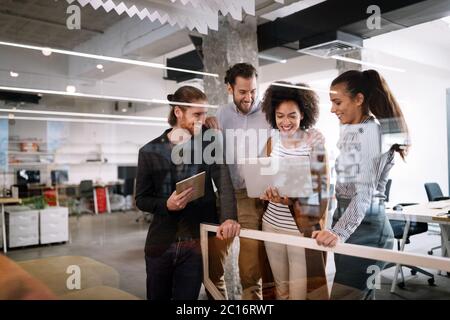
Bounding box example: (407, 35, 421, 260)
(216, 100, 272, 190)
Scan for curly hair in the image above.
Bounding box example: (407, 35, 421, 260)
(261, 81, 319, 130)
(224, 63, 258, 86)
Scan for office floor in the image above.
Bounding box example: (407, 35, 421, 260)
(5, 211, 450, 300)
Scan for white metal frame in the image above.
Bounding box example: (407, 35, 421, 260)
(200, 223, 450, 300)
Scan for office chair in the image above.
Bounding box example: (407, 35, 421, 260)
(424, 182, 449, 257)
(387, 180, 435, 288)
(79, 180, 95, 214)
(424, 182, 450, 203)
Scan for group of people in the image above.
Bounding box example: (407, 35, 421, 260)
(135, 62, 409, 300)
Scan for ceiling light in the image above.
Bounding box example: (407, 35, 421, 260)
(271, 82, 337, 94)
(96, 64, 104, 70)
(258, 54, 287, 64)
(0, 115, 169, 127)
(42, 48, 52, 56)
(0, 85, 219, 109)
(330, 55, 406, 73)
(121, 108, 127, 113)
(66, 85, 76, 93)
(9, 71, 19, 78)
(0, 108, 167, 122)
(0, 41, 218, 78)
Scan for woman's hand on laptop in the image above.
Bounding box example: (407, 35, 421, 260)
(216, 219, 240, 240)
(260, 187, 293, 206)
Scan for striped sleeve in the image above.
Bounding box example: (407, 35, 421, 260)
(331, 122, 381, 242)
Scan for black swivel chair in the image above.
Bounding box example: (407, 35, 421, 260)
(424, 182, 450, 256)
(387, 180, 435, 287)
(79, 180, 95, 214)
(424, 182, 450, 203)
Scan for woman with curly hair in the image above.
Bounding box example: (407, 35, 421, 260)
(260, 81, 330, 300)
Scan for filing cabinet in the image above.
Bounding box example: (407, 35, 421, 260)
(5, 206, 69, 248)
(6, 206, 39, 248)
(40, 207, 69, 244)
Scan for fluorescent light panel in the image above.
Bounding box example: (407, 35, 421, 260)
(0, 86, 219, 109)
(0, 40, 218, 78)
(0, 108, 167, 122)
(330, 55, 406, 73)
(1, 115, 169, 127)
(271, 82, 336, 94)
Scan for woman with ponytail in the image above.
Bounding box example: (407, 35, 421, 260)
(311, 69, 409, 299)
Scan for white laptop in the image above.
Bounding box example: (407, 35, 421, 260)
(241, 156, 313, 198)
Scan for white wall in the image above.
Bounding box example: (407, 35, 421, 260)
(5, 117, 169, 185)
(363, 20, 450, 204)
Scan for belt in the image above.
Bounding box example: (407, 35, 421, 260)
(175, 236, 197, 242)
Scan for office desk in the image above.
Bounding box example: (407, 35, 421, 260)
(386, 200, 450, 292)
(55, 182, 123, 214)
(0, 198, 22, 254)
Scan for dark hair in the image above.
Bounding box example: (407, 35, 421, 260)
(261, 81, 319, 130)
(167, 86, 207, 126)
(224, 63, 258, 86)
(331, 69, 409, 159)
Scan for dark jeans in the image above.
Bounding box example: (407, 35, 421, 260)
(145, 239, 203, 300)
(331, 198, 394, 300)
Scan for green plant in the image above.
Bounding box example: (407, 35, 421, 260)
(21, 196, 47, 209)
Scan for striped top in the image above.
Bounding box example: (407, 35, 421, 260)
(331, 116, 395, 242)
(262, 129, 324, 232)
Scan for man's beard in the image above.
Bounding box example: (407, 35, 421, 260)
(233, 95, 254, 114)
(180, 120, 194, 135)
(179, 116, 200, 136)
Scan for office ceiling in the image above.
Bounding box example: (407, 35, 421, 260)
(0, 0, 124, 49)
(0, 0, 300, 55)
(258, 0, 450, 52)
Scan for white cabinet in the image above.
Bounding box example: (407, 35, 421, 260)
(40, 207, 69, 244)
(6, 207, 39, 248)
(5, 206, 69, 248)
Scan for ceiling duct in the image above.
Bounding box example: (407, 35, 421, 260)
(258, 0, 450, 53)
(297, 31, 363, 58)
(165, 36, 204, 83)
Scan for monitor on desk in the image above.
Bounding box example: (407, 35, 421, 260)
(118, 166, 137, 196)
(51, 170, 69, 185)
(16, 169, 40, 185)
(118, 166, 137, 179)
